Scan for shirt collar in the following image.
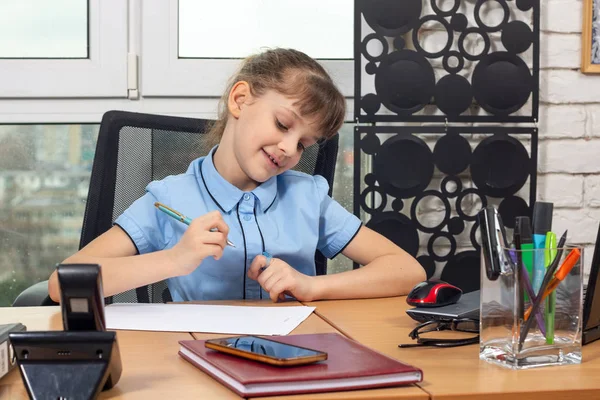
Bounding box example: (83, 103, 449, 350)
(198, 146, 277, 213)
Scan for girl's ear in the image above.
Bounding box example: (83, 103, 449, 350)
(228, 81, 251, 119)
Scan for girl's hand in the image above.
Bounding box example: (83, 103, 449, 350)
(247, 254, 316, 302)
(170, 210, 229, 275)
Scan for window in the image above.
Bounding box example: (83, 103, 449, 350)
(0, 0, 127, 97)
(0, 124, 99, 306)
(0, 0, 88, 58)
(142, 0, 353, 97)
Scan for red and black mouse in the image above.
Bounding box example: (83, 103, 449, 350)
(406, 280, 463, 308)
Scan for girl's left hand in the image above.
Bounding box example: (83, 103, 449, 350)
(247, 254, 316, 302)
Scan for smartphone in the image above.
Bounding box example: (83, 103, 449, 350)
(204, 336, 328, 367)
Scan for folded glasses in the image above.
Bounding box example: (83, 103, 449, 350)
(399, 318, 480, 348)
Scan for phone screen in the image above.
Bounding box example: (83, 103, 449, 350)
(207, 336, 325, 360)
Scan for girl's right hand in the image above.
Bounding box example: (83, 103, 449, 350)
(169, 210, 229, 275)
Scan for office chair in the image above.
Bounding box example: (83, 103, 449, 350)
(12, 110, 339, 306)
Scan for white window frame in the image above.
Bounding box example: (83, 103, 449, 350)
(141, 0, 354, 98)
(0, 0, 127, 98)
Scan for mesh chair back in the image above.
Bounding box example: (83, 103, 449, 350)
(81, 111, 338, 304)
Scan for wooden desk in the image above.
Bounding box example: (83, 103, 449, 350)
(305, 297, 600, 400)
(0, 302, 427, 400)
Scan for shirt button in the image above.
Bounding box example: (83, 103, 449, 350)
(243, 194, 251, 201)
(243, 214, 251, 221)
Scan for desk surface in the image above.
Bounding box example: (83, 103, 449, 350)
(305, 297, 600, 400)
(0, 301, 427, 400)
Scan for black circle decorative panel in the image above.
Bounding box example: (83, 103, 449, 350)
(440, 250, 481, 293)
(366, 212, 420, 256)
(373, 134, 434, 199)
(354, 126, 538, 293)
(434, 133, 472, 175)
(355, 0, 539, 123)
(374, 50, 436, 116)
(362, 0, 423, 37)
(470, 133, 530, 197)
(472, 52, 532, 116)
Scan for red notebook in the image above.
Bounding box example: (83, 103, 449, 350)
(178, 333, 422, 397)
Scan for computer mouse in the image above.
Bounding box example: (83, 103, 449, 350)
(406, 280, 463, 308)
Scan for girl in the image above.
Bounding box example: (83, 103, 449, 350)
(48, 48, 425, 303)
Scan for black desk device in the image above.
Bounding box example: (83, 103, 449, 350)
(9, 264, 122, 400)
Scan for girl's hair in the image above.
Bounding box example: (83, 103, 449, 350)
(206, 48, 346, 145)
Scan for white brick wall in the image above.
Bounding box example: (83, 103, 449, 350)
(539, 0, 599, 275)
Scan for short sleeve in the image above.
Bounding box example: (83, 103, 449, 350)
(314, 175, 362, 258)
(113, 180, 174, 254)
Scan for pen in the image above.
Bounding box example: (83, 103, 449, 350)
(516, 216, 535, 302)
(524, 248, 580, 320)
(154, 202, 236, 247)
(513, 218, 525, 321)
(519, 230, 567, 350)
(544, 231, 557, 344)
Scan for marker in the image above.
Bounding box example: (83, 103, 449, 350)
(532, 202, 553, 293)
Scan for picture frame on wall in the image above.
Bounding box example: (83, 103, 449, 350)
(582, 0, 600, 73)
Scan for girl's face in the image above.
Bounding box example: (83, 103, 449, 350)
(228, 84, 323, 188)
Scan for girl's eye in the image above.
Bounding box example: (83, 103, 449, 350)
(276, 119, 288, 131)
(297, 142, 306, 151)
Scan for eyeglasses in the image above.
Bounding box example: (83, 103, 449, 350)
(398, 318, 480, 348)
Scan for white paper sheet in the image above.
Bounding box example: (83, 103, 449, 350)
(105, 303, 315, 335)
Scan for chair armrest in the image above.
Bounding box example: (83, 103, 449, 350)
(12, 280, 57, 307)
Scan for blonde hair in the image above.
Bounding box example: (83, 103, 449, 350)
(206, 48, 346, 145)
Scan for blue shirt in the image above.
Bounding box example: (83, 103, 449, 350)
(114, 146, 361, 301)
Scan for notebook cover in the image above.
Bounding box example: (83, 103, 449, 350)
(178, 333, 422, 397)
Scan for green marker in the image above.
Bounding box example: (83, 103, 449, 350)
(545, 231, 557, 344)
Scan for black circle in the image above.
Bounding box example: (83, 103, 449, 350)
(434, 75, 473, 117)
(430, 0, 460, 17)
(470, 134, 530, 197)
(417, 255, 437, 279)
(472, 52, 532, 116)
(501, 21, 533, 54)
(375, 50, 436, 116)
(441, 176, 463, 198)
(433, 134, 472, 175)
(427, 232, 457, 262)
(470, 220, 481, 251)
(516, 0, 535, 11)
(442, 51, 464, 74)
(411, 190, 452, 233)
(474, 0, 510, 33)
(365, 62, 378, 75)
(360, 94, 382, 116)
(394, 36, 406, 50)
(362, 0, 423, 36)
(392, 199, 404, 212)
(450, 13, 468, 31)
(458, 27, 491, 61)
(362, 33, 389, 63)
(360, 131, 381, 153)
(366, 212, 420, 256)
(440, 250, 481, 293)
(456, 188, 488, 221)
(374, 135, 435, 198)
(448, 217, 465, 235)
(498, 196, 530, 229)
(412, 15, 453, 59)
(364, 173, 377, 186)
(360, 186, 387, 214)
